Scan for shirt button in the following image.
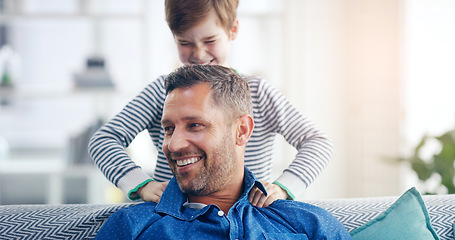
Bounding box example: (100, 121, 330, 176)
(217, 210, 224, 216)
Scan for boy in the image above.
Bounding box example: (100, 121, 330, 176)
(88, 0, 333, 206)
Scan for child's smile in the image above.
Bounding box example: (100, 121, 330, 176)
(174, 9, 238, 67)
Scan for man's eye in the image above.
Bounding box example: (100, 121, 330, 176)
(164, 126, 174, 135)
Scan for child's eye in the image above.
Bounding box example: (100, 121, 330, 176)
(179, 42, 191, 46)
(205, 40, 216, 44)
(188, 123, 203, 129)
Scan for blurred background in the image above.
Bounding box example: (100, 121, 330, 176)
(0, 0, 454, 205)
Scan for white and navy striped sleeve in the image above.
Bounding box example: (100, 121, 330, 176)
(247, 76, 333, 198)
(88, 76, 166, 200)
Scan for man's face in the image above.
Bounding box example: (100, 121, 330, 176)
(173, 9, 238, 66)
(161, 83, 238, 195)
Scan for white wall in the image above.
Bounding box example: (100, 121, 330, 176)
(280, 0, 455, 199)
(278, 0, 403, 199)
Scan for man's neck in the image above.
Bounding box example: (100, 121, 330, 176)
(187, 176, 244, 214)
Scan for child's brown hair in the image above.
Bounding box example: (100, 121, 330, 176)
(165, 0, 239, 36)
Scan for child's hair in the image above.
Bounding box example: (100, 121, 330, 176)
(165, 0, 239, 36)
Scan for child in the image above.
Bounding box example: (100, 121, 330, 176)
(88, 0, 333, 206)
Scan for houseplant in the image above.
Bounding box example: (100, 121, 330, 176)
(398, 129, 455, 194)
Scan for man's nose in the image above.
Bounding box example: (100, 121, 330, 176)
(167, 128, 190, 153)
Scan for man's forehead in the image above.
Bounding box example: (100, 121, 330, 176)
(162, 83, 214, 119)
(165, 83, 212, 103)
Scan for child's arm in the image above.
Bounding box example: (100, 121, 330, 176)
(249, 77, 334, 201)
(88, 76, 167, 201)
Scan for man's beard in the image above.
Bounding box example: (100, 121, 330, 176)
(174, 132, 236, 196)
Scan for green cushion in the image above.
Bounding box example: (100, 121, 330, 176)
(350, 187, 439, 240)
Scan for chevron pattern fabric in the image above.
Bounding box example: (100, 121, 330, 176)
(310, 194, 455, 240)
(0, 203, 133, 240)
(0, 195, 454, 240)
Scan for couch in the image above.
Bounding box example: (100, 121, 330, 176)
(1, 190, 454, 239)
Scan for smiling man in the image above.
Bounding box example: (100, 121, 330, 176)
(95, 65, 351, 240)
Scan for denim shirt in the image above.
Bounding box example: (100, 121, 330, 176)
(95, 168, 351, 240)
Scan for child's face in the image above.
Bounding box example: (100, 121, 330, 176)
(174, 9, 238, 67)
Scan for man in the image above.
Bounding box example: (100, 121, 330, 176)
(95, 65, 351, 239)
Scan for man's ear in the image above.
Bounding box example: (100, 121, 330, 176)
(235, 114, 254, 146)
(230, 19, 239, 41)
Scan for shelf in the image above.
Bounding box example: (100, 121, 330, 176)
(0, 86, 142, 99)
(0, 159, 64, 174)
(0, 0, 146, 23)
(0, 13, 144, 21)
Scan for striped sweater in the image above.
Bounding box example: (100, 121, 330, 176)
(88, 75, 333, 200)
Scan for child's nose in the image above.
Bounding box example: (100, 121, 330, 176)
(192, 46, 206, 60)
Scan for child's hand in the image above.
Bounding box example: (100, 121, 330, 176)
(249, 181, 289, 207)
(137, 181, 169, 203)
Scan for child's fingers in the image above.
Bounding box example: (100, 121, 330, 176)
(138, 181, 169, 203)
(249, 187, 263, 206)
(249, 181, 289, 207)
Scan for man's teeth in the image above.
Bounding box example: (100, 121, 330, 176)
(176, 157, 201, 167)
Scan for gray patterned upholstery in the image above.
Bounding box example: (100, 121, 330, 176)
(0, 194, 454, 239)
(0, 203, 133, 240)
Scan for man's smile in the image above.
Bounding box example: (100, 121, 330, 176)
(176, 156, 203, 167)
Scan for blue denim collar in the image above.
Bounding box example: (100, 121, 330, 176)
(155, 167, 266, 220)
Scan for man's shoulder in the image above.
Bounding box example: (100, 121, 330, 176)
(114, 202, 158, 217)
(265, 199, 336, 221)
(127, 201, 158, 210)
(96, 202, 160, 239)
(261, 200, 351, 238)
(268, 199, 325, 211)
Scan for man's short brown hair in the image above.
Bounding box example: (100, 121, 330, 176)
(165, 0, 239, 36)
(164, 65, 252, 121)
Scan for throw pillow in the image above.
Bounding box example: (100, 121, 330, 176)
(350, 187, 439, 240)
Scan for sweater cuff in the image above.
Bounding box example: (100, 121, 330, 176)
(274, 171, 308, 200)
(117, 168, 153, 201)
